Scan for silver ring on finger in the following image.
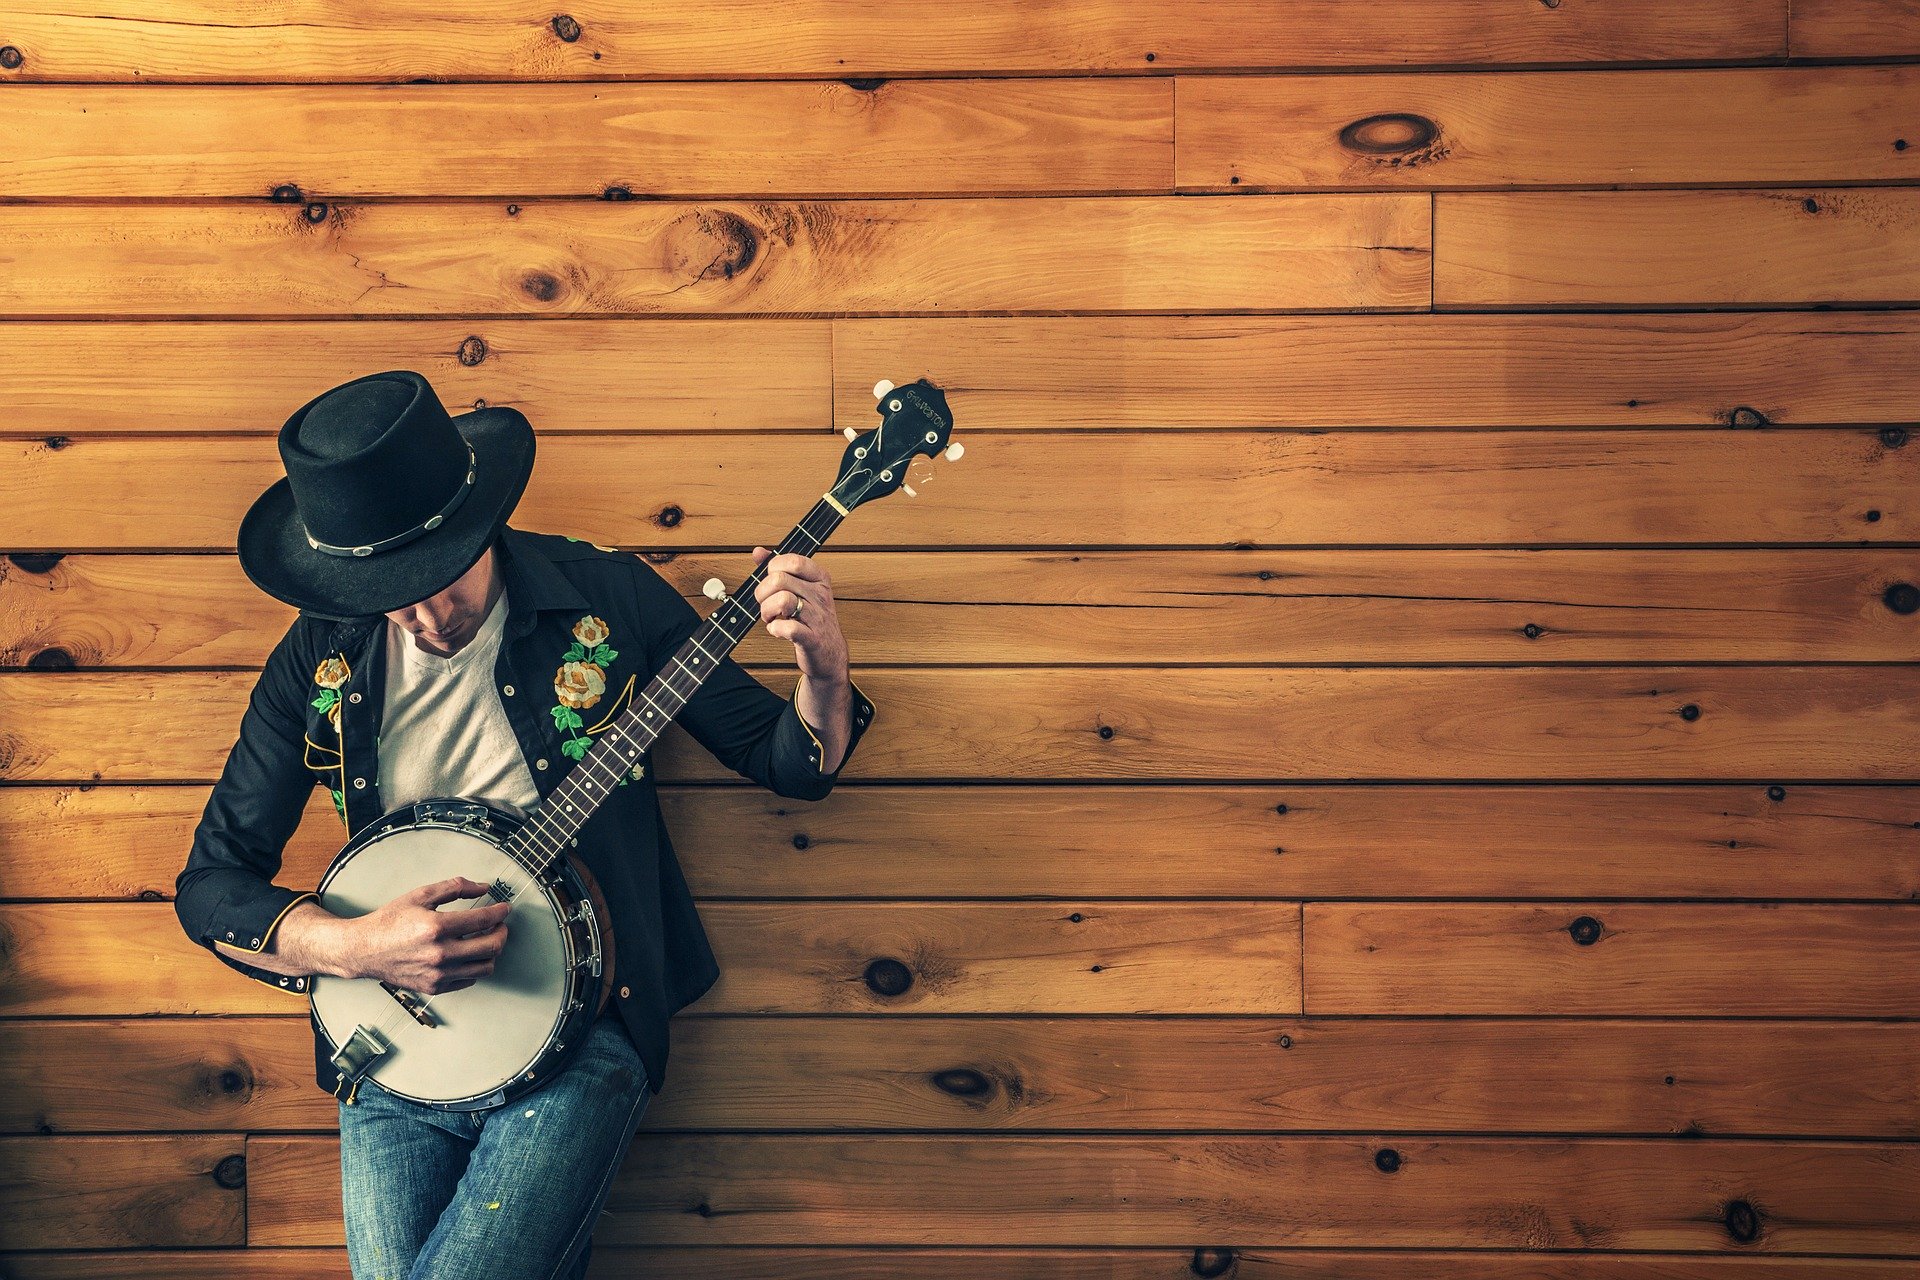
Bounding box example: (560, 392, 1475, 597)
(789, 596, 805, 620)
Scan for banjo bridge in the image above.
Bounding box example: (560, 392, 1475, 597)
(379, 980, 439, 1026)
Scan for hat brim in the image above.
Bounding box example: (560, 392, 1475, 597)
(236, 405, 535, 618)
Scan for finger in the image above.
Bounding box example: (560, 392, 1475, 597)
(767, 552, 826, 583)
(443, 926, 510, 962)
(751, 545, 773, 566)
(414, 876, 486, 907)
(757, 585, 815, 623)
(765, 617, 812, 644)
(438, 901, 512, 938)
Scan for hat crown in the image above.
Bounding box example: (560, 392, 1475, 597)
(279, 370, 474, 553)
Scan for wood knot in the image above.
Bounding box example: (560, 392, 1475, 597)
(1767, 785, 1786, 801)
(270, 184, 303, 203)
(550, 14, 582, 42)
(1724, 406, 1769, 428)
(28, 647, 74, 670)
(1189, 1247, 1235, 1277)
(7, 552, 65, 574)
(665, 210, 759, 287)
(1339, 112, 1440, 157)
(457, 335, 488, 366)
(1723, 1198, 1762, 1244)
(842, 78, 887, 91)
(1679, 703, 1701, 721)
(791, 832, 810, 850)
(302, 202, 328, 224)
(1568, 915, 1603, 945)
(1883, 583, 1920, 615)
(1880, 426, 1908, 448)
(0, 47, 23, 70)
(1374, 1147, 1401, 1172)
(929, 1067, 992, 1098)
(212, 1154, 247, 1190)
(520, 271, 563, 303)
(863, 957, 913, 997)
(655, 504, 683, 529)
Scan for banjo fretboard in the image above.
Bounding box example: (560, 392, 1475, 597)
(503, 495, 847, 871)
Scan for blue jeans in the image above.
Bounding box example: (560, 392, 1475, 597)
(337, 1008, 652, 1280)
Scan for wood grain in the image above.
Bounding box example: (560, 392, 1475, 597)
(1791, 0, 1920, 58)
(5, 783, 1917, 905)
(1303, 903, 1920, 1016)
(0, 195, 1429, 317)
(5, 1015, 1913, 1139)
(0, 79, 1171, 199)
(10, 548, 1920, 670)
(1435, 189, 1920, 308)
(246, 1132, 1920, 1251)
(5, 429, 1912, 550)
(14, 312, 1920, 436)
(0, 1135, 244, 1249)
(1178, 66, 1920, 190)
(5, 667, 1915, 784)
(0, 0, 1789, 81)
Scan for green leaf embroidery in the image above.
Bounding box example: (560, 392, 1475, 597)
(563, 642, 586, 663)
(559, 736, 591, 761)
(590, 644, 617, 665)
(329, 788, 346, 822)
(312, 688, 339, 714)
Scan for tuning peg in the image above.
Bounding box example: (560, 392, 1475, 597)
(702, 577, 727, 601)
(901, 484, 917, 497)
(873, 379, 895, 399)
(842, 426, 858, 441)
(944, 441, 964, 462)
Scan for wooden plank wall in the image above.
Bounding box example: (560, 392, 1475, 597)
(2, 1, 1918, 1275)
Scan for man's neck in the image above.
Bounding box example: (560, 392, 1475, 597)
(410, 558, 505, 659)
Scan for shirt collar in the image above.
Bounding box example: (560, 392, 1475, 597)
(495, 525, 590, 617)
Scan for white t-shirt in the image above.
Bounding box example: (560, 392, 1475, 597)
(376, 584, 542, 818)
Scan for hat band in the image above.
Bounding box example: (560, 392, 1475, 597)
(303, 443, 477, 559)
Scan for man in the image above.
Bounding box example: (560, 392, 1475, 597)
(172, 369, 875, 1280)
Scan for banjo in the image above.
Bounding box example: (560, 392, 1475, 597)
(311, 377, 958, 1110)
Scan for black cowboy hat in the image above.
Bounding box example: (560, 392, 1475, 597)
(237, 369, 535, 618)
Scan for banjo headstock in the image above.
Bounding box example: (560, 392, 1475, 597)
(828, 378, 962, 511)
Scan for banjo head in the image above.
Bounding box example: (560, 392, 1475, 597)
(310, 802, 588, 1108)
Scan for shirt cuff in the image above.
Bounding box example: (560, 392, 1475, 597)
(785, 675, 875, 783)
(203, 886, 321, 994)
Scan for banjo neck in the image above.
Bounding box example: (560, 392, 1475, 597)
(503, 494, 848, 872)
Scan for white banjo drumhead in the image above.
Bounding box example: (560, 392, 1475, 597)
(311, 823, 572, 1104)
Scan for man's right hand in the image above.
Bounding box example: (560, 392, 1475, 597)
(339, 876, 513, 994)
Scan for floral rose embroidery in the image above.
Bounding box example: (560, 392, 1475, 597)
(554, 660, 607, 710)
(307, 652, 352, 820)
(311, 652, 351, 732)
(551, 613, 622, 762)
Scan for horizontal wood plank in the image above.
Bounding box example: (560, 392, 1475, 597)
(1178, 67, 1920, 190)
(5, 667, 1915, 785)
(246, 1132, 1920, 1251)
(0, 79, 1170, 199)
(10, 548, 1920, 670)
(5, 1015, 1913, 1139)
(0, 318, 833, 434)
(0, 195, 1428, 318)
(1304, 903, 1920, 1016)
(0, 0, 1788, 81)
(0, 1135, 243, 1249)
(12, 312, 1920, 436)
(4, 430, 1911, 550)
(832, 312, 1920, 429)
(1791, 0, 1920, 58)
(1435, 189, 1920, 308)
(0, 901, 1299, 1016)
(5, 783, 1917, 905)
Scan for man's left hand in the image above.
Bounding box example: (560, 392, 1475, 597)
(750, 546, 849, 685)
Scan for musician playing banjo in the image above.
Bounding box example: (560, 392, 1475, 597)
(173, 369, 877, 1280)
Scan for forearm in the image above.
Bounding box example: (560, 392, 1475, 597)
(213, 900, 356, 979)
(794, 670, 853, 773)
